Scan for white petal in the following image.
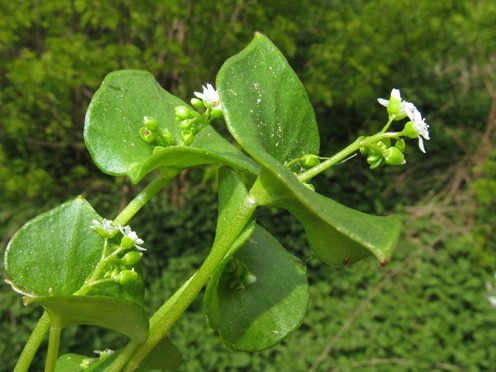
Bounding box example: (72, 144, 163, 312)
(378, 98, 389, 107)
(418, 136, 426, 153)
(391, 88, 401, 100)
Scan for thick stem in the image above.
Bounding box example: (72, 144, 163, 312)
(109, 195, 258, 372)
(44, 321, 62, 372)
(14, 312, 51, 372)
(113, 172, 177, 227)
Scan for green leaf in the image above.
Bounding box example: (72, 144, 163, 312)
(56, 337, 182, 371)
(217, 32, 320, 167)
(25, 296, 149, 343)
(204, 225, 309, 352)
(4, 197, 144, 304)
(84, 70, 258, 183)
(218, 33, 402, 266)
(55, 353, 88, 371)
(254, 168, 404, 266)
(136, 337, 183, 371)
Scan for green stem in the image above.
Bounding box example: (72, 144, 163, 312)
(298, 132, 402, 183)
(14, 312, 51, 372)
(108, 195, 258, 372)
(44, 321, 62, 372)
(113, 173, 177, 227)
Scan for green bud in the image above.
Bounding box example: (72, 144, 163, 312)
(359, 146, 369, 155)
(160, 129, 174, 146)
(387, 95, 401, 117)
(139, 127, 157, 144)
(376, 138, 391, 150)
(241, 271, 257, 285)
(395, 138, 406, 152)
(384, 147, 405, 165)
(228, 277, 244, 291)
(369, 157, 384, 169)
(191, 98, 203, 109)
(179, 119, 194, 130)
(403, 121, 418, 139)
(122, 251, 142, 266)
(116, 270, 138, 285)
(110, 268, 120, 279)
(301, 154, 320, 168)
(367, 153, 382, 164)
(104, 270, 112, 279)
(121, 236, 135, 250)
(175, 106, 192, 121)
(224, 260, 237, 273)
(182, 130, 194, 146)
(143, 116, 159, 131)
(209, 107, 223, 120)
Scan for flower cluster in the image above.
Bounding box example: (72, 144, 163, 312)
(378, 88, 430, 153)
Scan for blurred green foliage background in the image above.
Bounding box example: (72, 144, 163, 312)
(1, 0, 496, 371)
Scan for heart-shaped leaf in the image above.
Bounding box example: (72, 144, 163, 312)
(84, 70, 258, 183)
(4, 197, 144, 304)
(25, 296, 149, 343)
(218, 33, 402, 266)
(204, 225, 309, 352)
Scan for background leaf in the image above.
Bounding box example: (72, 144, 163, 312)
(84, 70, 258, 183)
(204, 225, 309, 352)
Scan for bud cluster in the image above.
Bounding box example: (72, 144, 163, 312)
(360, 138, 406, 169)
(224, 258, 257, 291)
(138, 116, 174, 148)
(89, 220, 145, 287)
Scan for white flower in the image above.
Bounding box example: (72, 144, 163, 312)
(378, 88, 417, 120)
(119, 225, 146, 251)
(411, 109, 430, 153)
(488, 295, 496, 309)
(90, 219, 118, 238)
(194, 83, 221, 109)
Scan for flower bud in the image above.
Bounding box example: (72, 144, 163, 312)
(224, 260, 237, 273)
(182, 130, 194, 146)
(122, 251, 142, 266)
(160, 129, 174, 146)
(153, 146, 165, 154)
(143, 116, 159, 131)
(116, 270, 138, 285)
(403, 121, 418, 139)
(139, 127, 157, 144)
(241, 271, 257, 285)
(191, 98, 203, 110)
(209, 107, 223, 120)
(395, 138, 406, 152)
(301, 154, 320, 168)
(179, 119, 194, 130)
(384, 147, 405, 165)
(175, 106, 192, 121)
(387, 90, 402, 117)
(121, 236, 136, 250)
(376, 138, 391, 150)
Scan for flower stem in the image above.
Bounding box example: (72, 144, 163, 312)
(44, 321, 62, 372)
(14, 312, 51, 372)
(298, 132, 402, 183)
(108, 195, 258, 372)
(113, 172, 177, 227)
